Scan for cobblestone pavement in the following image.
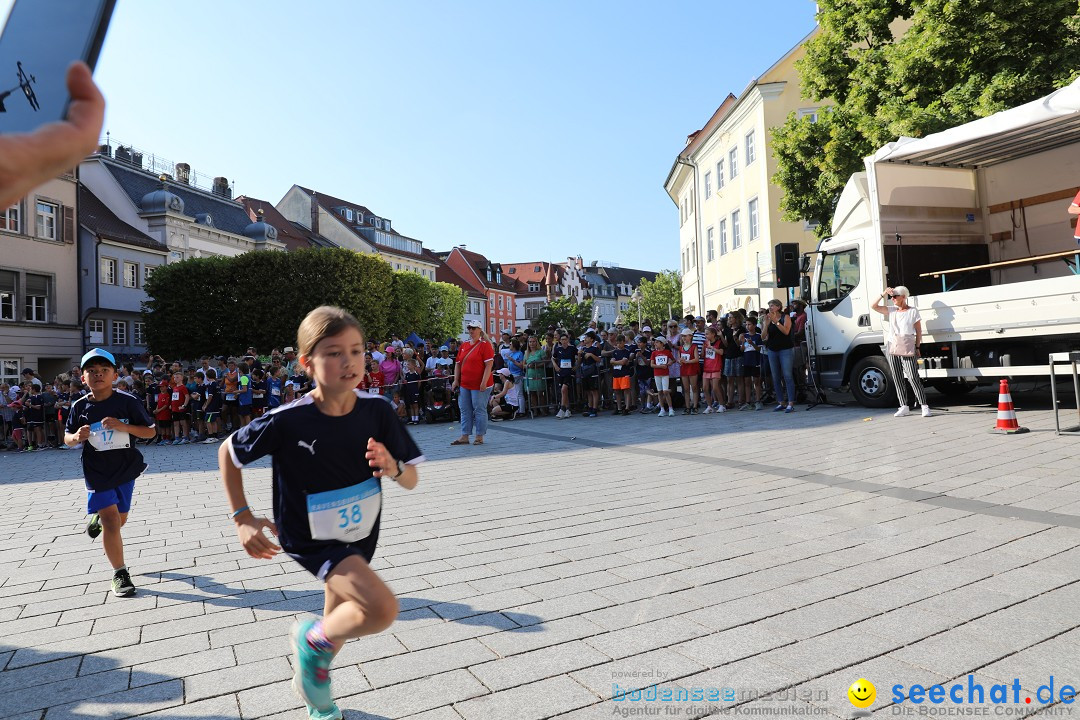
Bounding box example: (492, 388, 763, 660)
(2, 389, 1080, 720)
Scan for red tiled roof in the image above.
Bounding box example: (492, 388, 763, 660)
(453, 248, 517, 292)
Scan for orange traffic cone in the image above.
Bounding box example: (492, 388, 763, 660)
(991, 379, 1029, 434)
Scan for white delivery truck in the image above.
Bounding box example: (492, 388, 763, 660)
(802, 77, 1080, 407)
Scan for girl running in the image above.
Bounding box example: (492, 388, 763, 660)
(219, 306, 423, 720)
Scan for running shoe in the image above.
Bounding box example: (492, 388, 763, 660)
(658, 408, 666, 417)
(304, 702, 342, 720)
(894, 405, 911, 417)
(785, 406, 795, 414)
(111, 567, 136, 597)
(290, 618, 335, 712)
(921, 406, 933, 417)
(86, 513, 102, 540)
(755, 402, 764, 411)
(667, 409, 676, 417)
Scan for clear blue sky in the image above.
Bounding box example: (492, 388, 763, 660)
(18, 0, 819, 273)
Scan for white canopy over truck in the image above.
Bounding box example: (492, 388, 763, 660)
(804, 77, 1080, 407)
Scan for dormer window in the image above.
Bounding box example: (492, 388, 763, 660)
(374, 219, 382, 230)
(534, 265, 541, 272)
(345, 209, 354, 222)
(496, 269, 501, 283)
(384, 220, 391, 231)
(356, 212, 364, 223)
(486, 267, 492, 282)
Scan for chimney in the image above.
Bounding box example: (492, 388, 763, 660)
(175, 163, 191, 185)
(212, 176, 231, 199)
(310, 192, 319, 234)
(97, 144, 111, 157)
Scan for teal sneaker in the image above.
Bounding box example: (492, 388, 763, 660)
(304, 702, 342, 720)
(86, 513, 102, 540)
(290, 618, 335, 712)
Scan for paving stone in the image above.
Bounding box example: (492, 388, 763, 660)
(43, 679, 185, 720)
(454, 675, 598, 720)
(337, 668, 488, 718)
(184, 656, 292, 702)
(361, 638, 497, 688)
(468, 639, 611, 692)
(392, 611, 520, 651)
(235, 665, 369, 718)
(569, 648, 707, 699)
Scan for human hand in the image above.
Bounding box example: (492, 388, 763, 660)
(235, 515, 280, 559)
(100, 416, 123, 431)
(366, 437, 397, 478)
(0, 63, 105, 208)
(76, 425, 91, 442)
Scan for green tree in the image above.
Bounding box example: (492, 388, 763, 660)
(772, 0, 1080, 238)
(387, 270, 434, 339)
(143, 248, 394, 358)
(423, 281, 468, 342)
(535, 296, 594, 337)
(625, 270, 681, 325)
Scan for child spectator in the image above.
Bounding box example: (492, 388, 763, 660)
(402, 355, 422, 425)
(202, 368, 222, 442)
(41, 382, 58, 447)
(222, 358, 241, 433)
(741, 318, 764, 410)
(168, 372, 190, 444)
(551, 334, 577, 419)
(635, 336, 657, 413)
(190, 371, 206, 440)
(609, 334, 633, 415)
(250, 368, 268, 418)
(65, 349, 157, 596)
(155, 381, 173, 445)
(723, 314, 745, 409)
(489, 368, 520, 421)
(650, 336, 675, 417)
(25, 382, 45, 450)
(701, 327, 726, 413)
(577, 332, 602, 417)
(266, 366, 284, 409)
(677, 328, 700, 414)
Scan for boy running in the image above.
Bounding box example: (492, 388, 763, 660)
(64, 349, 156, 596)
(220, 307, 422, 719)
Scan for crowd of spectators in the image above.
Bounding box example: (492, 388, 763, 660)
(0, 301, 810, 451)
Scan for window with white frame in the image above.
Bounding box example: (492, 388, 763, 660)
(1, 204, 19, 233)
(498, 296, 503, 310)
(0, 269, 15, 320)
(101, 258, 116, 285)
(25, 274, 49, 322)
(706, 227, 714, 261)
(1, 358, 19, 389)
(133, 321, 146, 346)
(528, 282, 540, 292)
(716, 160, 725, 189)
(88, 318, 104, 344)
(489, 319, 495, 333)
(620, 302, 629, 311)
(144, 265, 157, 284)
(719, 219, 728, 255)
(112, 320, 127, 345)
(748, 198, 760, 241)
(704, 172, 712, 199)
(745, 131, 756, 166)
(731, 210, 742, 249)
(691, 241, 697, 268)
(123, 262, 138, 288)
(35, 201, 57, 240)
(798, 108, 819, 123)
(729, 148, 738, 180)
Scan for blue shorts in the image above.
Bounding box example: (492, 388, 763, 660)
(88, 480, 136, 514)
(724, 357, 743, 376)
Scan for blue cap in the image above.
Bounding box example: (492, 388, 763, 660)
(80, 348, 117, 369)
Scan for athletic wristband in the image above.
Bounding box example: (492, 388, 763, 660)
(228, 506, 250, 520)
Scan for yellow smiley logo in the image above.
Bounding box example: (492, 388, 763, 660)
(848, 679, 876, 709)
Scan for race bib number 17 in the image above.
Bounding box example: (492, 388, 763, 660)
(89, 421, 130, 452)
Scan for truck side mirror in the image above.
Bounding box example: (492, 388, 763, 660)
(800, 255, 811, 274)
(800, 275, 811, 301)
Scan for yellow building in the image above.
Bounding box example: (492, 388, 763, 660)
(665, 28, 825, 316)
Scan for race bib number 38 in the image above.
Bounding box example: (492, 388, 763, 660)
(307, 478, 382, 542)
(89, 421, 130, 451)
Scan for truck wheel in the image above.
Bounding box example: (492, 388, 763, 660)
(850, 356, 895, 408)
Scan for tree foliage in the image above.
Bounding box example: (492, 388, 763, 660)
(625, 270, 682, 326)
(534, 296, 594, 338)
(142, 249, 463, 358)
(425, 282, 468, 342)
(772, 0, 1080, 238)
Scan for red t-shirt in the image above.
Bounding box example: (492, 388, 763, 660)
(457, 340, 494, 390)
(362, 371, 384, 393)
(169, 384, 189, 412)
(702, 341, 724, 373)
(651, 349, 674, 377)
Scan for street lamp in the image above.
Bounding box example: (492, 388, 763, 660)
(631, 288, 643, 327)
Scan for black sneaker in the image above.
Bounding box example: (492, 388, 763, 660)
(86, 513, 102, 540)
(111, 568, 136, 597)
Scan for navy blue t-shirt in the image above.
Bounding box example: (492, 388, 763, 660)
(66, 390, 155, 491)
(610, 348, 632, 378)
(551, 346, 576, 377)
(226, 391, 424, 557)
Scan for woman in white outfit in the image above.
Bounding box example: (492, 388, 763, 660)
(871, 285, 931, 417)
